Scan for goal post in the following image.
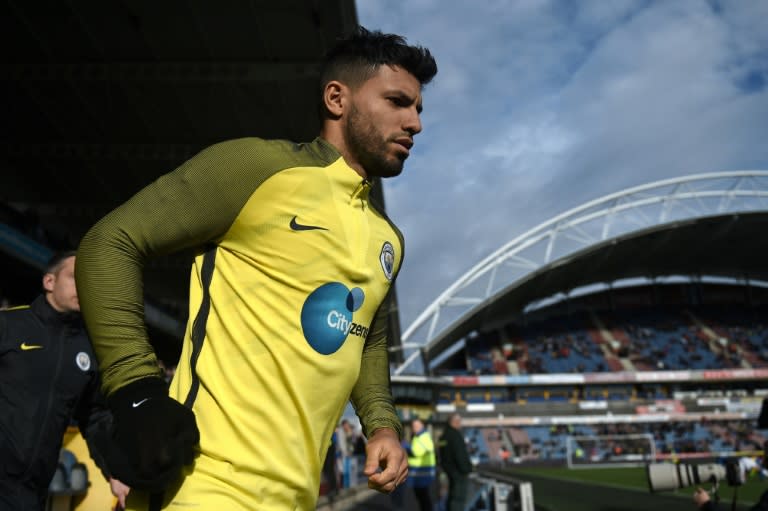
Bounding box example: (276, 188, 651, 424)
(566, 433, 656, 469)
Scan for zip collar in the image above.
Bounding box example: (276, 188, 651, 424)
(31, 294, 82, 328)
(352, 179, 372, 203)
(312, 137, 375, 203)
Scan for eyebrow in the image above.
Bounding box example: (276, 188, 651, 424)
(388, 89, 423, 114)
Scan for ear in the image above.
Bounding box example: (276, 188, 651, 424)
(322, 80, 346, 118)
(42, 273, 55, 293)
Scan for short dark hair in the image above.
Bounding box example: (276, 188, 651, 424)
(320, 26, 437, 98)
(45, 250, 76, 275)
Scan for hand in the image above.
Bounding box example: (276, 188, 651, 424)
(108, 377, 199, 492)
(109, 478, 130, 509)
(693, 487, 711, 508)
(363, 428, 408, 494)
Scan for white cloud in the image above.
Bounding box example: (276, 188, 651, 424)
(358, 0, 768, 334)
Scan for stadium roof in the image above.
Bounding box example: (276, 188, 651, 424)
(0, 1, 358, 339)
(397, 172, 768, 374)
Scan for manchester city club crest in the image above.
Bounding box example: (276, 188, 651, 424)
(379, 241, 395, 281)
(75, 352, 91, 371)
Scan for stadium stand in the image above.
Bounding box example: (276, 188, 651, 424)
(452, 298, 768, 377)
(390, 280, 768, 506)
(461, 418, 767, 464)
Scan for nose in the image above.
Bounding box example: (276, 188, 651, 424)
(404, 107, 422, 136)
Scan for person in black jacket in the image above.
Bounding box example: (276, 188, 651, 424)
(438, 413, 473, 511)
(0, 251, 129, 511)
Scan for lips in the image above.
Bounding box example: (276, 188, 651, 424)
(393, 137, 413, 156)
(395, 137, 413, 149)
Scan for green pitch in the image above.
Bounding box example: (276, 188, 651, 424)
(498, 465, 766, 511)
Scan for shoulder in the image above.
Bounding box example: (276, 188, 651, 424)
(171, 138, 340, 194)
(0, 305, 32, 342)
(449, 428, 463, 441)
(198, 137, 339, 171)
(0, 304, 32, 322)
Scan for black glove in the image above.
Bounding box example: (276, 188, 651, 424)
(107, 377, 199, 492)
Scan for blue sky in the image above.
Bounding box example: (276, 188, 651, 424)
(356, 0, 768, 341)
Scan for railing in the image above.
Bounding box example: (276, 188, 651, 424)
(469, 470, 535, 511)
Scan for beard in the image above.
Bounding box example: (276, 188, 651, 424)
(344, 102, 406, 178)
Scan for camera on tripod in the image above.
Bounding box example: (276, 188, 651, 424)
(646, 461, 745, 493)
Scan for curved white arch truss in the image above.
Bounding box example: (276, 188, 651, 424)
(396, 171, 768, 375)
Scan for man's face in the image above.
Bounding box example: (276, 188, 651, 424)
(343, 65, 423, 178)
(43, 256, 80, 313)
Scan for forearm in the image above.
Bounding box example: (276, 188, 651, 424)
(77, 218, 162, 394)
(349, 353, 401, 439)
(84, 424, 114, 480)
(76, 378, 116, 479)
(350, 301, 401, 439)
(77, 140, 265, 395)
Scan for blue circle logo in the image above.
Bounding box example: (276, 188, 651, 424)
(301, 282, 365, 355)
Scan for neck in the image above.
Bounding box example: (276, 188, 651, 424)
(44, 294, 63, 313)
(319, 127, 367, 179)
(44, 294, 76, 315)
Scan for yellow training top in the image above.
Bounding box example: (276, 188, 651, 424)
(77, 137, 403, 510)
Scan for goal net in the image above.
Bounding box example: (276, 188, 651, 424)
(566, 433, 656, 469)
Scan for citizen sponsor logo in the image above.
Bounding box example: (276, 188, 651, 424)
(301, 282, 366, 355)
(326, 310, 370, 339)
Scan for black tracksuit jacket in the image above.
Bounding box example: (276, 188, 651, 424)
(438, 425, 473, 479)
(0, 295, 111, 503)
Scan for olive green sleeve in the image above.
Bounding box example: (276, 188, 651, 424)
(349, 289, 403, 440)
(76, 138, 289, 396)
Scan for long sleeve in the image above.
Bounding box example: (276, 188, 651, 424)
(455, 432, 473, 474)
(349, 290, 402, 440)
(76, 139, 283, 395)
(74, 376, 114, 479)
